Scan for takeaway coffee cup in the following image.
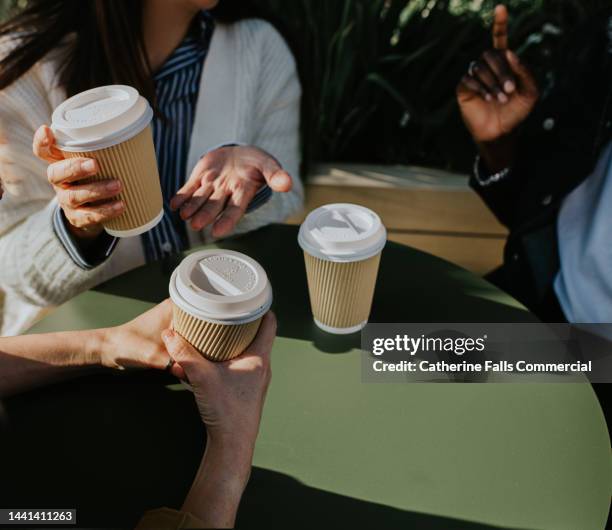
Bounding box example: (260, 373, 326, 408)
(298, 203, 387, 334)
(51, 85, 163, 237)
(169, 250, 273, 362)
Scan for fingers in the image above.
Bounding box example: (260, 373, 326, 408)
(33, 125, 64, 163)
(469, 59, 507, 103)
(245, 312, 277, 361)
(56, 180, 121, 208)
(506, 50, 538, 98)
(457, 74, 493, 102)
(482, 50, 515, 94)
(162, 329, 204, 368)
(492, 4, 509, 50)
(190, 187, 229, 231)
(170, 162, 216, 211)
(178, 173, 217, 220)
(211, 181, 257, 238)
(64, 201, 125, 228)
(47, 157, 98, 186)
(169, 362, 187, 381)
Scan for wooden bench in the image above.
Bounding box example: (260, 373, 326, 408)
(287, 163, 508, 275)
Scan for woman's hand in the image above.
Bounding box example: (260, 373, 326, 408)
(170, 146, 292, 238)
(162, 312, 275, 447)
(99, 300, 182, 375)
(0, 300, 180, 398)
(457, 5, 539, 171)
(33, 125, 125, 240)
(161, 312, 276, 527)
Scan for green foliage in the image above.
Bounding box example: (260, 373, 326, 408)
(256, 0, 608, 171)
(0, 0, 609, 171)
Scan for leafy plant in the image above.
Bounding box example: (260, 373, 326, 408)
(0, 0, 608, 172)
(256, 0, 608, 172)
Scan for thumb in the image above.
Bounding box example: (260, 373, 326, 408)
(506, 50, 538, 97)
(162, 329, 202, 369)
(33, 125, 64, 164)
(260, 156, 293, 193)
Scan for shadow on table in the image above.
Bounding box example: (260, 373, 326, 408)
(1, 370, 529, 530)
(239, 467, 517, 530)
(0, 371, 204, 529)
(95, 225, 536, 356)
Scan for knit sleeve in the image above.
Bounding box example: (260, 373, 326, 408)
(231, 20, 304, 236)
(0, 64, 106, 314)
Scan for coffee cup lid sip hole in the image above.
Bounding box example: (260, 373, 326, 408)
(298, 203, 387, 262)
(51, 85, 153, 151)
(169, 250, 273, 324)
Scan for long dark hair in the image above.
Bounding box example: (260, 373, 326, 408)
(0, 0, 263, 104)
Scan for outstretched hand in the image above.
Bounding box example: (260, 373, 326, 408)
(170, 146, 293, 239)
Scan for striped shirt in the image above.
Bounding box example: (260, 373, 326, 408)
(55, 11, 271, 269)
(142, 11, 214, 262)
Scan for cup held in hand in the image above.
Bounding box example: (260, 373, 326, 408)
(51, 85, 163, 237)
(298, 203, 387, 334)
(169, 250, 273, 361)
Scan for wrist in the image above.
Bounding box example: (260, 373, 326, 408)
(477, 134, 516, 174)
(89, 327, 116, 369)
(66, 220, 104, 241)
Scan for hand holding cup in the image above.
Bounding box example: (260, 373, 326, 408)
(33, 125, 125, 240)
(162, 311, 275, 446)
(98, 299, 184, 374)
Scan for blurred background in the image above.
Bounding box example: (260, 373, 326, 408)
(0, 0, 607, 172)
(0, 0, 608, 274)
(260, 0, 607, 172)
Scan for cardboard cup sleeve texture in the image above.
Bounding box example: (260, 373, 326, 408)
(169, 250, 273, 362)
(299, 203, 387, 335)
(52, 85, 163, 237)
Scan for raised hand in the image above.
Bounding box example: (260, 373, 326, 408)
(33, 125, 125, 239)
(457, 5, 539, 152)
(170, 146, 293, 239)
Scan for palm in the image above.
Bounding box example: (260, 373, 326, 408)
(212, 148, 269, 184)
(171, 145, 292, 237)
(458, 90, 535, 143)
(209, 148, 268, 193)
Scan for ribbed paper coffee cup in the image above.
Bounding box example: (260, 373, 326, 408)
(169, 250, 273, 362)
(298, 203, 386, 334)
(52, 85, 163, 237)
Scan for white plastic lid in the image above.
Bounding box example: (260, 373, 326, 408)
(298, 203, 387, 262)
(169, 250, 273, 324)
(51, 85, 153, 151)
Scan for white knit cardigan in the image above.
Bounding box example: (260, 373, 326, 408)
(0, 19, 303, 335)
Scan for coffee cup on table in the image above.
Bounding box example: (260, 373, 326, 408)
(298, 203, 387, 335)
(169, 250, 273, 362)
(51, 85, 163, 237)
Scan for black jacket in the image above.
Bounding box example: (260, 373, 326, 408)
(471, 10, 612, 319)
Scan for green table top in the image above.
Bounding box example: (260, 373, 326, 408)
(26, 224, 611, 529)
